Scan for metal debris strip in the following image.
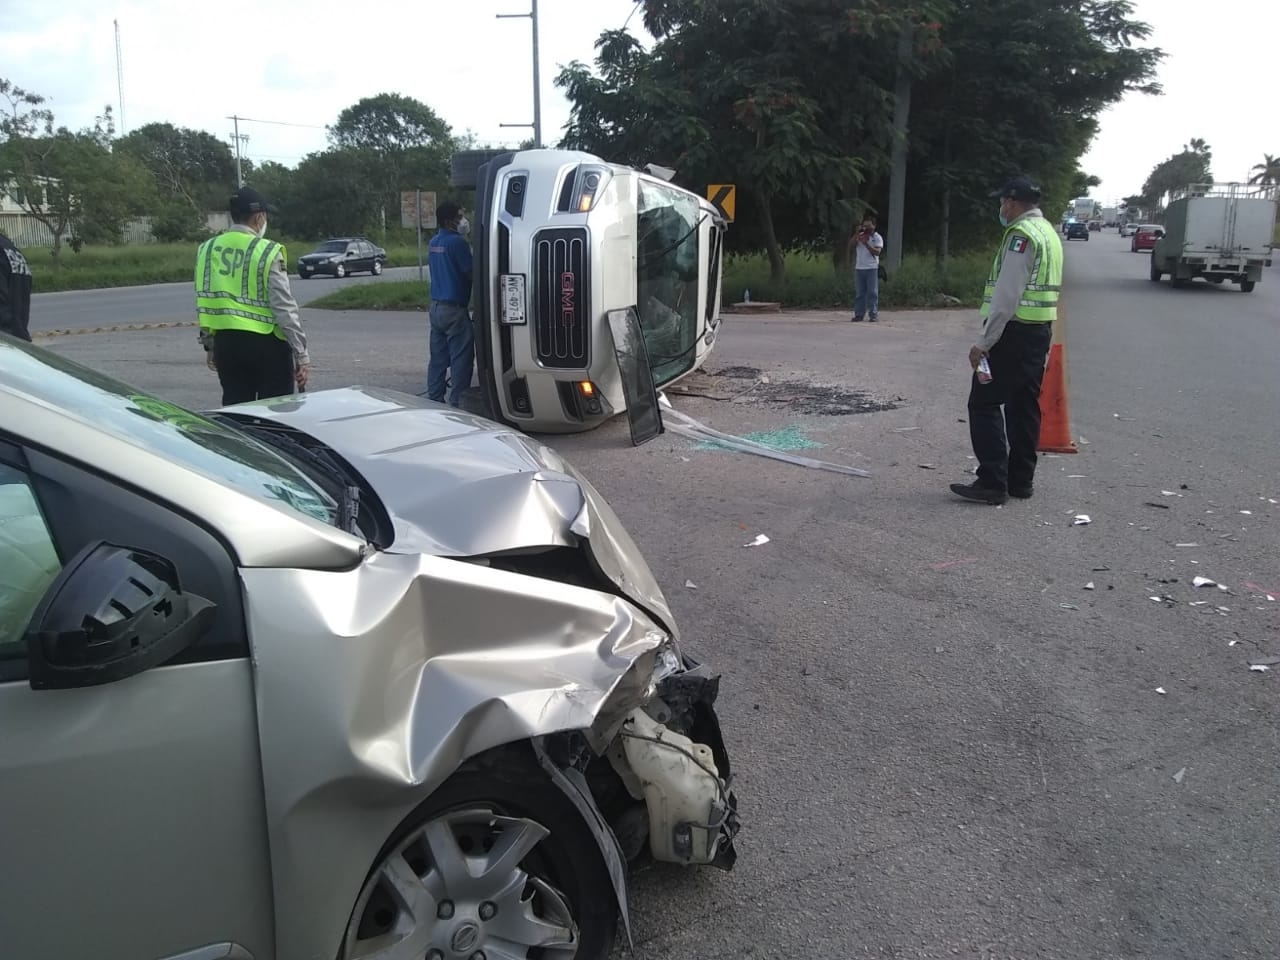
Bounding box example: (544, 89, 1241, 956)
(658, 395, 871, 477)
(1173, 767, 1187, 784)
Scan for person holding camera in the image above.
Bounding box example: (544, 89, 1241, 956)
(848, 215, 884, 322)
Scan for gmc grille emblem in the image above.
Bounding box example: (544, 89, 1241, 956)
(560, 271, 575, 327)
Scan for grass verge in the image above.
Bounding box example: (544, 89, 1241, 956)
(307, 280, 429, 311)
(723, 250, 989, 309)
(27, 241, 425, 293)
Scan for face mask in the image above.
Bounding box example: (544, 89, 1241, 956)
(456, 216, 470, 237)
(998, 212, 1009, 227)
(255, 217, 268, 238)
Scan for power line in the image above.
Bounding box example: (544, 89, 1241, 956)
(226, 115, 328, 130)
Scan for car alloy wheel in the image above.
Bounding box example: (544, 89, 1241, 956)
(372, 260, 383, 276)
(336, 263, 347, 279)
(341, 750, 617, 960)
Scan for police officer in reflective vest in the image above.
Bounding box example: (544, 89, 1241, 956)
(951, 176, 1063, 505)
(196, 187, 309, 404)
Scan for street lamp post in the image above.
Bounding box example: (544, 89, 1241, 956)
(497, 0, 542, 148)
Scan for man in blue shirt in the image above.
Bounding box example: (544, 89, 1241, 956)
(426, 201, 474, 407)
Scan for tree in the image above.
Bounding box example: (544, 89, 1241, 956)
(558, 1, 1161, 274)
(1249, 153, 1280, 185)
(118, 123, 236, 208)
(328, 94, 455, 230)
(1140, 141, 1213, 210)
(0, 79, 155, 262)
(560, 4, 901, 281)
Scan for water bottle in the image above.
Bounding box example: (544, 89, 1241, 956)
(744, 288, 751, 303)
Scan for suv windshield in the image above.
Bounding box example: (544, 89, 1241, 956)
(637, 179, 702, 385)
(316, 241, 349, 253)
(1, 341, 336, 525)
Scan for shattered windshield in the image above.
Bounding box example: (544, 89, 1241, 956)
(637, 180, 702, 385)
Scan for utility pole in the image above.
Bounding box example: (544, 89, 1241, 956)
(884, 22, 913, 274)
(497, 0, 542, 147)
(114, 20, 126, 135)
(228, 116, 249, 185)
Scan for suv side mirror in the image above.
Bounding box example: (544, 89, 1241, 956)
(25, 541, 216, 690)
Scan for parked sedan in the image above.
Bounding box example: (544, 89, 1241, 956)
(0, 337, 741, 960)
(1065, 221, 1090, 241)
(1131, 224, 1164, 252)
(297, 237, 386, 278)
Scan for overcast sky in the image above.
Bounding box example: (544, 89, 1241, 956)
(0, 0, 1275, 205)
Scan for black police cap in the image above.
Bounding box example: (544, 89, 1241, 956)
(229, 186, 277, 217)
(991, 176, 1042, 203)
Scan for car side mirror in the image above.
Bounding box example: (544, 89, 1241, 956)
(25, 541, 216, 690)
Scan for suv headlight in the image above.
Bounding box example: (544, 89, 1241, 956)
(569, 164, 613, 214)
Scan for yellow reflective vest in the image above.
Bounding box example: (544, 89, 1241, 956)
(980, 215, 1063, 323)
(195, 231, 287, 339)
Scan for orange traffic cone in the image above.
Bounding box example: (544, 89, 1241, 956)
(1037, 308, 1077, 454)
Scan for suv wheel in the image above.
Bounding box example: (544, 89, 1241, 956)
(372, 260, 383, 276)
(335, 263, 347, 279)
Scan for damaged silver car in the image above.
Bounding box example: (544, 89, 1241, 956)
(0, 337, 740, 960)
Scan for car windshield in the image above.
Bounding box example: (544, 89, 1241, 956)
(636, 179, 703, 385)
(0, 340, 337, 526)
(315, 241, 349, 253)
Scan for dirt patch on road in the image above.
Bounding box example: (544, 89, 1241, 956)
(667, 365, 900, 416)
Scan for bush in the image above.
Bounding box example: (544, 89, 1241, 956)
(722, 250, 989, 309)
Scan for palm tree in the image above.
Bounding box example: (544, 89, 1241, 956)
(1249, 153, 1280, 185)
(1185, 137, 1211, 156)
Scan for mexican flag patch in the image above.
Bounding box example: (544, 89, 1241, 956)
(1008, 235, 1029, 254)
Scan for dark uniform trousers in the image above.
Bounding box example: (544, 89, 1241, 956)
(968, 319, 1052, 493)
(212, 329, 295, 405)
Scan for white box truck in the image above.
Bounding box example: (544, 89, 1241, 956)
(1150, 182, 1278, 292)
(450, 149, 726, 443)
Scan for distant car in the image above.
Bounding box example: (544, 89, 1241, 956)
(297, 237, 386, 279)
(1088, 220, 1102, 231)
(1065, 221, 1090, 241)
(1120, 223, 1139, 237)
(1131, 224, 1164, 252)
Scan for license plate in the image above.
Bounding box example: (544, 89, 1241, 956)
(500, 274, 526, 325)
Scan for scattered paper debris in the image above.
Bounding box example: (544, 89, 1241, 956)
(1172, 767, 1186, 784)
(893, 426, 921, 432)
(1190, 601, 1209, 606)
(1059, 603, 1079, 610)
(1067, 474, 1087, 478)
(934, 646, 944, 654)
(1073, 514, 1092, 525)
(684, 580, 698, 590)
(1175, 543, 1199, 548)
(1161, 490, 1182, 497)
(1249, 664, 1270, 673)
(1228, 639, 1240, 645)
(743, 534, 770, 548)
(1084, 582, 1095, 590)
(1156, 687, 1167, 695)
(1078, 436, 1091, 445)
(1217, 583, 1230, 593)
(1240, 510, 1252, 515)
(1192, 576, 1218, 588)
(1149, 596, 1162, 602)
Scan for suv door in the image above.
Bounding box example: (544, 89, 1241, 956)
(0, 440, 274, 960)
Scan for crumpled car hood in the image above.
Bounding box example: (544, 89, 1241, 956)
(220, 386, 676, 635)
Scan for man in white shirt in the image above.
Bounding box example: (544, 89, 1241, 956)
(848, 215, 884, 322)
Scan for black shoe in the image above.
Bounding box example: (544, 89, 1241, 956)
(1009, 485, 1033, 499)
(949, 481, 1008, 505)
(851, 315, 865, 322)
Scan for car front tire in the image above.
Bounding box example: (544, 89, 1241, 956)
(340, 745, 617, 960)
(372, 260, 383, 276)
(336, 263, 347, 279)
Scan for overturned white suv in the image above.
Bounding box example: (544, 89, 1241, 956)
(0, 336, 740, 960)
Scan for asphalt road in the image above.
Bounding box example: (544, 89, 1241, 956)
(29, 264, 423, 334)
(31, 230, 1280, 960)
